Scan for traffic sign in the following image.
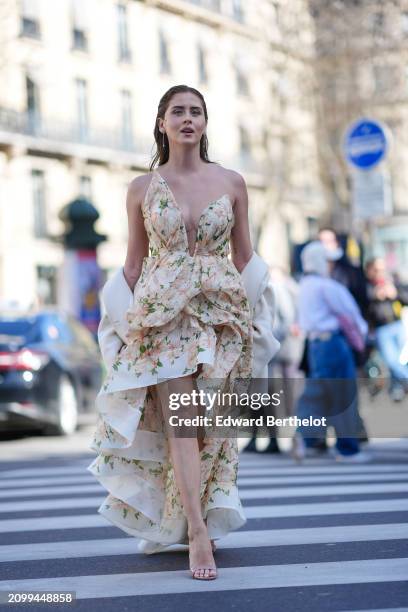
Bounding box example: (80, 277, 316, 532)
(344, 118, 388, 170)
(351, 167, 392, 219)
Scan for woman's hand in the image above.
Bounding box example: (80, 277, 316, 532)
(123, 176, 150, 291)
(229, 171, 254, 273)
(375, 283, 397, 301)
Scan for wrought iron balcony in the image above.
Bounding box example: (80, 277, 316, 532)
(185, 0, 244, 22)
(143, 0, 245, 27)
(0, 107, 152, 163)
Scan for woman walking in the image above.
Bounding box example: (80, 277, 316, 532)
(292, 241, 370, 463)
(88, 85, 258, 580)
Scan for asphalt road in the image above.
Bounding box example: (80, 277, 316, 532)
(0, 426, 407, 612)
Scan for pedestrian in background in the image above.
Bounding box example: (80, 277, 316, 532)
(243, 267, 285, 454)
(365, 257, 408, 402)
(268, 267, 303, 397)
(266, 267, 304, 450)
(318, 227, 369, 318)
(319, 228, 370, 443)
(298, 228, 368, 375)
(292, 241, 371, 463)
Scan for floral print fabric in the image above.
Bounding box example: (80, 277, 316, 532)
(87, 169, 253, 548)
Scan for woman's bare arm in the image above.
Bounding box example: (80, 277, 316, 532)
(123, 176, 150, 291)
(229, 171, 254, 273)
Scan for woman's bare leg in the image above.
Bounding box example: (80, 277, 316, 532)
(193, 366, 216, 552)
(156, 373, 216, 579)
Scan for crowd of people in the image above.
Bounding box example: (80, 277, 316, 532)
(244, 228, 408, 463)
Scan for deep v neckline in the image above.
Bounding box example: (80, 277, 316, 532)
(154, 169, 232, 257)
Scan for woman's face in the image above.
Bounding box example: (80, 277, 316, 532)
(367, 258, 387, 282)
(159, 92, 206, 149)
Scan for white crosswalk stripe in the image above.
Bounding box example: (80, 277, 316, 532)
(1, 559, 407, 597)
(1, 470, 408, 489)
(1, 462, 407, 479)
(0, 446, 407, 609)
(1, 480, 408, 500)
(1, 497, 408, 532)
(2, 462, 408, 480)
(1, 497, 408, 522)
(1, 523, 408, 562)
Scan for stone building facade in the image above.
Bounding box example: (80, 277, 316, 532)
(0, 0, 323, 307)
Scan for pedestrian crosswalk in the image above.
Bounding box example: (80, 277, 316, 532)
(0, 444, 408, 611)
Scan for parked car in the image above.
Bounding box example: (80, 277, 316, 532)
(0, 309, 103, 435)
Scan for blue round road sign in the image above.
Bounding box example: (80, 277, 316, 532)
(344, 118, 388, 170)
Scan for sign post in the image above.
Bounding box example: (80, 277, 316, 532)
(343, 118, 391, 261)
(343, 117, 391, 220)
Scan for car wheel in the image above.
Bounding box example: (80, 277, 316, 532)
(44, 375, 79, 436)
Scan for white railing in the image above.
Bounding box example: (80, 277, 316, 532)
(0, 107, 152, 156)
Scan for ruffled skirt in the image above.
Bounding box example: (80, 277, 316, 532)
(87, 334, 251, 552)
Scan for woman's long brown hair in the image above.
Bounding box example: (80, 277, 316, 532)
(149, 85, 216, 171)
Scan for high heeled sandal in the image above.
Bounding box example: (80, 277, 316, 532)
(190, 566, 217, 580)
(190, 522, 217, 579)
(189, 541, 217, 579)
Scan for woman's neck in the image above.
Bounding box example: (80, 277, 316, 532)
(164, 148, 204, 175)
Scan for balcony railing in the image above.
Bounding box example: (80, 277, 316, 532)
(187, 0, 221, 12)
(151, 0, 245, 26)
(0, 107, 152, 158)
(187, 0, 244, 22)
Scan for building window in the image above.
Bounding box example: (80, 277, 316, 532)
(26, 75, 41, 133)
(402, 12, 408, 35)
(208, 0, 221, 11)
(272, 2, 280, 27)
(371, 11, 384, 33)
(197, 45, 207, 84)
(159, 31, 171, 75)
(37, 265, 57, 305)
(75, 78, 89, 141)
(262, 128, 269, 151)
(232, 0, 244, 22)
(20, 0, 41, 39)
(71, 0, 89, 51)
(79, 175, 92, 200)
(236, 66, 249, 96)
(117, 4, 131, 62)
(306, 217, 318, 240)
(239, 126, 251, 156)
(31, 169, 47, 238)
(120, 89, 133, 149)
(73, 28, 87, 51)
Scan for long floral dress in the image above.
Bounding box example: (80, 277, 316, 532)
(87, 169, 253, 550)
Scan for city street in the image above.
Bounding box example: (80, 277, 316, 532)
(0, 427, 407, 611)
(2, 1, 408, 610)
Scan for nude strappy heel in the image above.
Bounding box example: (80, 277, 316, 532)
(189, 526, 217, 580)
(190, 566, 217, 580)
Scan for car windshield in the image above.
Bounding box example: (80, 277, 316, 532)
(0, 316, 41, 345)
